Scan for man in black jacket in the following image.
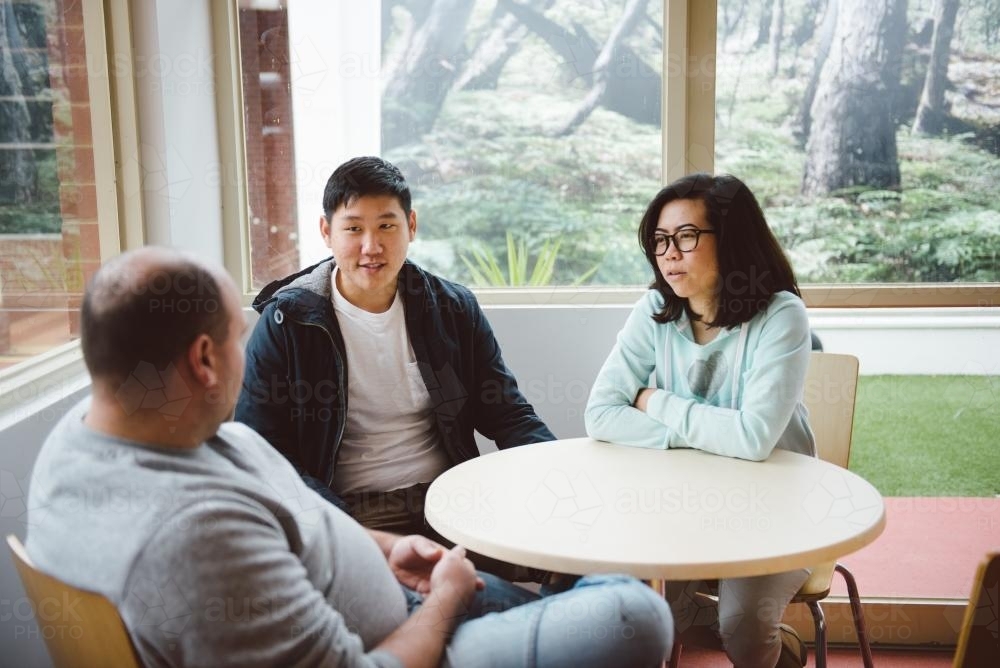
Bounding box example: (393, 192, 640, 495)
(235, 156, 555, 578)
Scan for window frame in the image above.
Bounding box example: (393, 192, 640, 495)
(211, 0, 253, 296)
(215, 0, 999, 309)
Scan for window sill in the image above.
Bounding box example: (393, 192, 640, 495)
(468, 284, 1000, 308)
(0, 340, 89, 432)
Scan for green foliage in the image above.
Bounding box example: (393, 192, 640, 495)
(759, 129, 1000, 284)
(460, 231, 599, 287)
(0, 150, 62, 234)
(954, 0, 1000, 53)
(382, 1, 665, 287)
(406, 45, 1000, 285)
(715, 34, 1000, 284)
(396, 85, 660, 286)
(0, 208, 61, 234)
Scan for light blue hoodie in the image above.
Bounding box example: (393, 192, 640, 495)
(585, 290, 815, 461)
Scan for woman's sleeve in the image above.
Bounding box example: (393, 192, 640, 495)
(585, 296, 673, 450)
(643, 296, 811, 461)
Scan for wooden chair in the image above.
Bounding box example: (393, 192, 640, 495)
(668, 352, 871, 668)
(953, 552, 1000, 667)
(791, 352, 871, 668)
(6, 534, 142, 668)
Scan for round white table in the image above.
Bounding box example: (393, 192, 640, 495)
(425, 438, 885, 580)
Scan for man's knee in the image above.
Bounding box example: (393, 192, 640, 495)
(613, 580, 674, 660)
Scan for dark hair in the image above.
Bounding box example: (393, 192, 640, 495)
(322, 156, 411, 220)
(80, 258, 230, 384)
(637, 173, 800, 329)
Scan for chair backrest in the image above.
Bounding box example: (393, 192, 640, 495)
(801, 352, 860, 468)
(6, 534, 142, 668)
(953, 552, 1000, 667)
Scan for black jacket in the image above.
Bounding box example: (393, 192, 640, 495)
(235, 258, 556, 508)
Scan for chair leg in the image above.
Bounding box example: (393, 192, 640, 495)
(836, 563, 874, 668)
(807, 601, 827, 668)
(668, 641, 682, 668)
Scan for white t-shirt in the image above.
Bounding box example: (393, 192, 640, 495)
(330, 267, 451, 495)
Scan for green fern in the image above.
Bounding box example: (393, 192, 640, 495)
(460, 232, 598, 287)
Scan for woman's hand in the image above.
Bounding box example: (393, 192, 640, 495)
(633, 388, 657, 413)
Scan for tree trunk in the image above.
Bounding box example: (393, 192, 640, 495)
(499, 1, 600, 87)
(793, 0, 838, 145)
(719, 0, 749, 49)
(755, 0, 773, 48)
(557, 0, 650, 136)
(503, 0, 660, 129)
(381, 0, 476, 150)
(768, 0, 785, 76)
(912, 0, 960, 135)
(802, 0, 908, 196)
(791, 0, 826, 48)
(0, 2, 37, 205)
(456, 0, 554, 91)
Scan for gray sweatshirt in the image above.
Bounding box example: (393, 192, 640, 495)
(26, 400, 408, 667)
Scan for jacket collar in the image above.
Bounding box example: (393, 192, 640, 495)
(252, 258, 432, 321)
(251, 256, 333, 311)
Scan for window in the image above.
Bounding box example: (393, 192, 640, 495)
(237, 1, 302, 288)
(237, 0, 663, 289)
(0, 0, 117, 371)
(232, 0, 998, 305)
(714, 0, 999, 305)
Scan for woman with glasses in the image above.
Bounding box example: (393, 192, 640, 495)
(585, 173, 815, 668)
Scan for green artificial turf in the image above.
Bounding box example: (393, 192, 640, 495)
(848, 376, 1000, 497)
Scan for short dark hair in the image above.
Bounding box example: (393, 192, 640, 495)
(637, 173, 800, 329)
(80, 256, 230, 384)
(322, 156, 411, 220)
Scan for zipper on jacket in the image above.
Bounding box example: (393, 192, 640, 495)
(292, 318, 347, 489)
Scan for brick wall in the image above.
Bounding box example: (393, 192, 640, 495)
(50, 0, 99, 338)
(239, 6, 300, 289)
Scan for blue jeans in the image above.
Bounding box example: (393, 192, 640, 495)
(401, 571, 539, 618)
(405, 573, 673, 667)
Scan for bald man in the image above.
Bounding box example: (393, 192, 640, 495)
(25, 248, 673, 668)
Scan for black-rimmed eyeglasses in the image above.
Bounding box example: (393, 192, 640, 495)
(653, 228, 715, 255)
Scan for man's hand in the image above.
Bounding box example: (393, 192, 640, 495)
(374, 545, 485, 666)
(428, 545, 483, 610)
(634, 388, 657, 413)
(387, 535, 481, 594)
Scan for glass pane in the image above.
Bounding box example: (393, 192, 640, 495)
(386, 0, 663, 287)
(715, 0, 1000, 284)
(238, 1, 663, 288)
(0, 0, 101, 370)
(238, 1, 301, 290)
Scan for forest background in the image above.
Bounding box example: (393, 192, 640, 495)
(375, 0, 1000, 287)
